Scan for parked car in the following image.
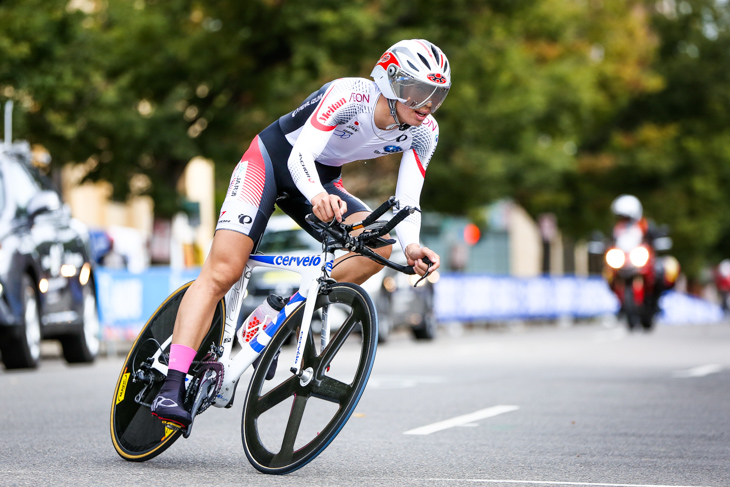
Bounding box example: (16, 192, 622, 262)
(0, 141, 100, 369)
(238, 215, 439, 343)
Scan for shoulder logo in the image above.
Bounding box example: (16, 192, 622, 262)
(318, 98, 346, 123)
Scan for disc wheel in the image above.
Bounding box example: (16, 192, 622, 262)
(242, 283, 377, 474)
(110, 281, 225, 462)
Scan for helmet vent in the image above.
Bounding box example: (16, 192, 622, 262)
(417, 53, 431, 70)
(444, 59, 449, 73)
(407, 60, 420, 72)
(431, 45, 441, 63)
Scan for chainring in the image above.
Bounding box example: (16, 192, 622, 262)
(186, 353, 224, 416)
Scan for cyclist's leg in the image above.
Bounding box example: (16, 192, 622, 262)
(151, 231, 254, 428)
(152, 134, 277, 428)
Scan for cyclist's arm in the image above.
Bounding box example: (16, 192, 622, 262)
(287, 82, 344, 203)
(393, 119, 440, 255)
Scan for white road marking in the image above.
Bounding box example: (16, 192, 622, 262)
(672, 364, 722, 378)
(404, 405, 519, 435)
(367, 375, 445, 390)
(424, 479, 711, 487)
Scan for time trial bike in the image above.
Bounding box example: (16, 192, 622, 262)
(109, 197, 431, 474)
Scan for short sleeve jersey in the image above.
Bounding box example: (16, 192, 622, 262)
(278, 77, 440, 250)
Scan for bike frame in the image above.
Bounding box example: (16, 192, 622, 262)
(147, 247, 337, 408)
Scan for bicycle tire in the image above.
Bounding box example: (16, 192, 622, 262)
(241, 282, 377, 474)
(110, 281, 225, 462)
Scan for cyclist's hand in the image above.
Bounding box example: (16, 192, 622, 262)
(405, 244, 440, 276)
(312, 192, 347, 223)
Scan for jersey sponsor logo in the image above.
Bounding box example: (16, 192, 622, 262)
(334, 129, 352, 139)
(238, 214, 253, 225)
(317, 97, 346, 124)
(291, 93, 324, 118)
(423, 117, 438, 132)
(427, 73, 448, 84)
(349, 92, 370, 104)
(396, 134, 408, 142)
(230, 176, 241, 196)
(298, 153, 314, 182)
(383, 145, 403, 153)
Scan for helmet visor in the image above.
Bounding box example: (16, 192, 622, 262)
(389, 67, 450, 112)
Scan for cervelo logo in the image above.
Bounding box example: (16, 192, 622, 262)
(250, 255, 322, 267)
(318, 98, 346, 123)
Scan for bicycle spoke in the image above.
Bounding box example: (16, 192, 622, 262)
(312, 375, 351, 405)
(253, 375, 299, 416)
(318, 311, 360, 370)
(273, 393, 308, 466)
(302, 323, 319, 365)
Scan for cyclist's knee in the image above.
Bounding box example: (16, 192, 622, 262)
(198, 231, 255, 298)
(202, 261, 242, 298)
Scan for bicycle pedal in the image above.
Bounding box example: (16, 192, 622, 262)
(159, 419, 189, 437)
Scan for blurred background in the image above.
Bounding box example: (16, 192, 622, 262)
(2, 0, 729, 353)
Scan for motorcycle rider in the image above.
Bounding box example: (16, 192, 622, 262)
(608, 195, 679, 325)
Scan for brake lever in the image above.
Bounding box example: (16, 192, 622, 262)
(413, 256, 433, 287)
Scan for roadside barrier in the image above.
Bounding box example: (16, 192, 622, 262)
(434, 274, 724, 325)
(96, 269, 725, 340)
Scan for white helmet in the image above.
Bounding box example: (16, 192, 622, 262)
(611, 195, 643, 220)
(371, 39, 451, 112)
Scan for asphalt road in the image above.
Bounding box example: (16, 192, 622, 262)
(1, 321, 729, 487)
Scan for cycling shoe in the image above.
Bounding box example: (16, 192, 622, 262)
(151, 392, 191, 430)
(151, 370, 191, 430)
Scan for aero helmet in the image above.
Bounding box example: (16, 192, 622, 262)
(371, 39, 451, 112)
(611, 195, 643, 221)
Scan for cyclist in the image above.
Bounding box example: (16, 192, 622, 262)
(151, 39, 450, 430)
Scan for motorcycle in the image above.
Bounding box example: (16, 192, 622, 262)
(596, 221, 679, 331)
(713, 259, 730, 314)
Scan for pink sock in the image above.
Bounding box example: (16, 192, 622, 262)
(168, 344, 197, 373)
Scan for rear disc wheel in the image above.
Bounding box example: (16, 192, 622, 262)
(109, 282, 225, 462)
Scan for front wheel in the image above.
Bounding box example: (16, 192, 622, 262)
(110, 281, 225, 462)
(242, 283, 377, 475)
(623, 286, 641, 331)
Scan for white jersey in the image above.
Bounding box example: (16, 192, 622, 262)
(278, 77, 440, 250)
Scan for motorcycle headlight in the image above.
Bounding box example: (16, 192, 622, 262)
(606, 248, 625, 269)
(629, 246, 650, 267)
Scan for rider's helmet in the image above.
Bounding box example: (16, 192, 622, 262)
(371, 39, 451, 112)
(611, 194, 643, 221)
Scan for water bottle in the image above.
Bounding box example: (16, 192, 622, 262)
(236, 294, 286, 345)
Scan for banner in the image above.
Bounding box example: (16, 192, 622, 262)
(95, 267, 201, 340)
(434, 274, 724, 325)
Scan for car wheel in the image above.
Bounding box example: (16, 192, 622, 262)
(411, 312, 437, 340)
(60, 282, 100, 363)
(375, 291, 391, 344)
(0, 274, 42, 369)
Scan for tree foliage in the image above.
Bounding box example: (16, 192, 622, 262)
(1, 0, 729, 276)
